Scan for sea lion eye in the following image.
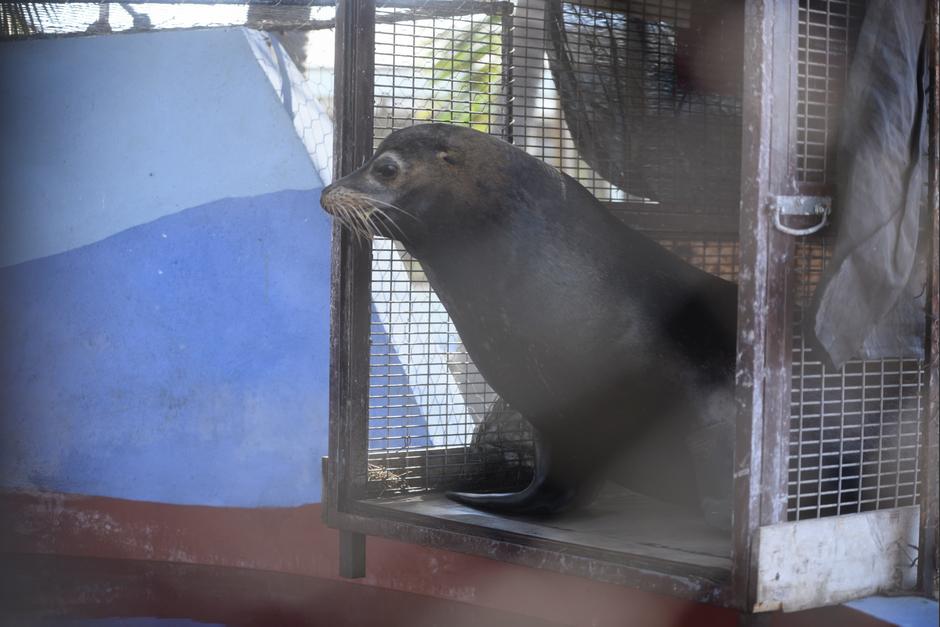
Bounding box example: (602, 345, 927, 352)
(373, 161, 399, 179)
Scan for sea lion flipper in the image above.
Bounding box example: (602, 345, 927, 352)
(446, 430, 592, 515)
(445, 480, 581, 515)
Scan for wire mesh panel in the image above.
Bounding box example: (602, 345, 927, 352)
(512, 0, 743, 212)
(367, 0, 518, 496)
(787, 0, 928, 521)
(788, 240, 925, 520)
(795, 0, 865, 185)
(373, 1, 511, 141)
(543, 0, 743, 211)
(368, 238, 514, 496)
(657, 237, 739, 280)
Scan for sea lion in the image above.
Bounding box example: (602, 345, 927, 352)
(321, 124, 737, 527)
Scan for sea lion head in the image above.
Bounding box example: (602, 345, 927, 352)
(321, 124, 522, 252)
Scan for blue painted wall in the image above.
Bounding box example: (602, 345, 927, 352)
(0, 29, 335, 507)
(1, 189, 331, 506)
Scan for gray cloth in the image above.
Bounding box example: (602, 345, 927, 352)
(810, 0, 929, 368)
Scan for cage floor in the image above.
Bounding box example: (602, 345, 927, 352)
(360, 484, 731, 574)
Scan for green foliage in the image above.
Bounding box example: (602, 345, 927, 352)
(415, 14, 503, 132)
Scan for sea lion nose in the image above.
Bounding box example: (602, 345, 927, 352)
(320, 185, 337, 214)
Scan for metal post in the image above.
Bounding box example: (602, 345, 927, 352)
(918, 0, 940, 600)
(732, 0, 799, 612)
(326, 0, 376, 580)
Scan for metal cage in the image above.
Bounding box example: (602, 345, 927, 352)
(326, 0, 939, 613)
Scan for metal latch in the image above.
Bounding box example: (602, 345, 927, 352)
(770, 195, 831, 236)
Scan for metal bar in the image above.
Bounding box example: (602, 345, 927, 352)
(1, 19, 338, 40)
(1, 0, 510, 41)
(30, 0, 511, 10)
(499, 1, 514, 143)
(249, 8, 501, 32)
(30, 0, 337, 4)
(733, 0, 798, 612)
(602, 204, 741, 236)
(739, 613, 774, 627)
(328, 506, 734, 607)
(918, 0, 940, 599)
(326, 0, 376, 580)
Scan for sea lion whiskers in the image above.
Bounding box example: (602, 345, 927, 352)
(356, 195, 419, 222)
(342, 197, 382, 241)
(324, 185, 416, 243)
(331, 201, 359, 241)
(336, 199, 372, 243)
(346, 200, 402, 244)
(347, 201, 377, 242)
(343, 191, 414, 245)
(362, 204, 412, 245)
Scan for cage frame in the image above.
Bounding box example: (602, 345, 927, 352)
(323, 0, 940, 612)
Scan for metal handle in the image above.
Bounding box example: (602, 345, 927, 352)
(770, 195, 831, 236)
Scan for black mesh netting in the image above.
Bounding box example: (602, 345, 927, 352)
(545, 0, 744, 212)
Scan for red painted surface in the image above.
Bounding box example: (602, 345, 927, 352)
(2, 553, 567, 627)
(0, 490, 891, 627)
